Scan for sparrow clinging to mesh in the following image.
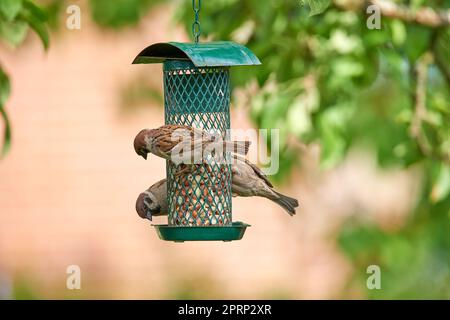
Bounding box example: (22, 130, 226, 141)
(133, 125, 250, 161)
(135, 179, 168, 221)
(136, 156, 299, 220)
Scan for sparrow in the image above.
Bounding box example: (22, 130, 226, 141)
(133, 125, 250, 161)
(230, 156, 299, 216)
(135, 179, 168, 221)
(136, 158, 299, 221)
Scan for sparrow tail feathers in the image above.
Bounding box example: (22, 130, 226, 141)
(271, 191, 299, 216)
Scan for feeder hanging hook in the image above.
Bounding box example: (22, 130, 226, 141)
(192, 0, 201, 44)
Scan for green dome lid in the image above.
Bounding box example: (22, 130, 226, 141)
(132, 41, 261, 67)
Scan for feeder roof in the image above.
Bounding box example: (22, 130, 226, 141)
(132, 41, 261, 67)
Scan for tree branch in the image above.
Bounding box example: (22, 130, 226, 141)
(409, 53, 450, 164)
(335, 0, 450, 27)
(410, 53, 429, 139)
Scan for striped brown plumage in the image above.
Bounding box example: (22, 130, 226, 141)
(135, 156, 299, 220)
(133, 125, 250, 161)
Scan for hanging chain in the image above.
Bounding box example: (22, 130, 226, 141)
(192, 0, 201, 44)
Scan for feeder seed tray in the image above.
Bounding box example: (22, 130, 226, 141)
(154, 222, 250, 242)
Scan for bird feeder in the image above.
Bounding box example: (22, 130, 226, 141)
(132, 41, 260, 241)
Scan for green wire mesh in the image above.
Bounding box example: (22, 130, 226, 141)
(163, 60, 232, 227)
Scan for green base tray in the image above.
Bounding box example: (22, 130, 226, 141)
(153, 222, 250, 242)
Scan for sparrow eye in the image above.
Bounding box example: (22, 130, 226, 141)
(143, 198, 152, 207)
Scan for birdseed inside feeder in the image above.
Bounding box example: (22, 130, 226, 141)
(132, 41, 260, 242)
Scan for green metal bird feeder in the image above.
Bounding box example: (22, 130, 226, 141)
(132, 2, 260, 241)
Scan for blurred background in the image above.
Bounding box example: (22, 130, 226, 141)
(0, 0, 449, 299)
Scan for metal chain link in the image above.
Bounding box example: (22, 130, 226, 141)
(192, 0, 201, 44)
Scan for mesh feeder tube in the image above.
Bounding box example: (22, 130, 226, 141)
(132, 42, 261, 241)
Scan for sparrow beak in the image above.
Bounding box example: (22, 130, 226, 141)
(140, 153, 147, 160)
(147, 204, 161, 221)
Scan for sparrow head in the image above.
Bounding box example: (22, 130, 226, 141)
(135, 191, 161, 221)
(134, 129, 150, 160)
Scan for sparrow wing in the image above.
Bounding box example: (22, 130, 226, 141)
(155, 134, 177, 152)
(232, 155, 274, 188)
(246, 160, 273, 188)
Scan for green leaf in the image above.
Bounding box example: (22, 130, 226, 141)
(0, 0, 23, 22)
(23, 15, 49, 49)
(390, 20, 406, 46)
(0, 105, 11, 157)
(331, 58, 365, 78)
(430, 165, 450, 203)
(318, 104, 353, 168)
(0, 67, 12, 157)
(404, 25, 431, 63)
(19, 1, 49, 49)
(304, 0, 331, 17)
(0, 67, 11, 106)
(0, 19, 28, 47)
(23, 0, 48, 22)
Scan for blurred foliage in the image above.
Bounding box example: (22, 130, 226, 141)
(119, 75, 163, 114)
(339, 180, 450, 299)
(0, 67, 11, 157)
(0, 0, 49, 49)
(0, 0, 49, 157)
(167, 273, 224, 299)
(89, 0, 162, 29)
(12, 275, 40, 299)
(176, 0, 450, 177)
(0, 0, 164, 157)
(43, 0, 64, 30)
(174, 0, 450, 298)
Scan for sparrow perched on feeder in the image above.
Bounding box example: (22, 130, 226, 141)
(133, 125, 250, 161)
(135, 179, 168, 221)
(136, 158, 299, 221)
